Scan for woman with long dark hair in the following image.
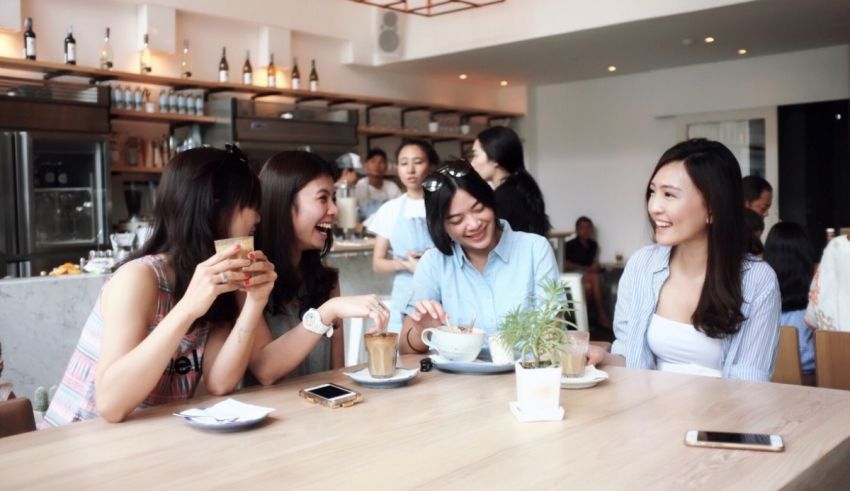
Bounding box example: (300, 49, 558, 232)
(367, 139, 438, 333)
(764, 222, 815, 375)
(470, 126, 551, 236)
(43, 146, 277, 425)
(588, 139, 781, 381)
(399, 160, 560, 354)
(248, 151, 389, 383)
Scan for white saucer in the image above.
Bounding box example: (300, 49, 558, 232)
(560, 366, 609, 389)
(509, 401, 564, 422)
(174, 398, 274, 431)
(343, 367, 418, 388)
(430, 355, 515, 374)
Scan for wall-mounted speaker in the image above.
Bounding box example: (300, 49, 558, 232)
(374, 9, 403, 63)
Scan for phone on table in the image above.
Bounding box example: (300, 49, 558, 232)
(299, 383, 363, 409)
(684, 430, 784, 452)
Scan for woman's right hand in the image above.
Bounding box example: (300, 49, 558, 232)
(407, 300, 449, 326)
(318, 295, 390, 333)
(178, 244, 250, 319)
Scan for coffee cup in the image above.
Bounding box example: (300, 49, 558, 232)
(488, 334, 515, 365)
(421, 326, 484, 362)
(365, 332, 398, 379)
(560, 330, 589, 378)
(213, 236, 254, 260)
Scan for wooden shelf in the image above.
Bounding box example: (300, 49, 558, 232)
(111, 164, 163, 174)
(110, 109, 216, 125)
(358, 126, 476, 142)
(0, 56, 523, 119)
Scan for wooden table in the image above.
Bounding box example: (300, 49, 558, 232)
(2, 356, 850, 489)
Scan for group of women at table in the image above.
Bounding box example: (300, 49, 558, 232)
(42, 127, 783, 427)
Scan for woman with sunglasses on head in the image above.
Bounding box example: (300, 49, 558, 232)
(469, 126, 551, 236)
(587, 139, 781, 381)
(43, 146, 277, 425)
(366, 139, 438, 333)
(246, 151, 389, 383)
(399, 160, 561, 354)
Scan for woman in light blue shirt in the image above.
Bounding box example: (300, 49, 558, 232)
(588, 139, 781, 381)
(399, 161, 560, 354)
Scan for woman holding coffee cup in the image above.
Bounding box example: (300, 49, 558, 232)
(248, 151, 389, 383)
(43, 146, 277, 425)
(400, 160, 561, 355)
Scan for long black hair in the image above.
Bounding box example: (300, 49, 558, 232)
(130, 146, 261, 324)
(257, 151, 338, 316)
(647, 138, 747, 338)
(476, 126, 551, 235)
(764, 222, 814, 312)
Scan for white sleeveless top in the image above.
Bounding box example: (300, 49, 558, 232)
(647, 314, 723, 377)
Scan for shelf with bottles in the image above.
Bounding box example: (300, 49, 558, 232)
(110, 109, 215, 125)
(357, 126, 476, 142)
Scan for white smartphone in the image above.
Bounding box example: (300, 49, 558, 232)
(684, 430, 784, 452)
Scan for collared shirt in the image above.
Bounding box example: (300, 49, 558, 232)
(611, 244, 781, 381)
(404, 220, 560, 335)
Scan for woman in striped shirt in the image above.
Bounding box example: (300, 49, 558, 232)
(588, 139, 781, 381)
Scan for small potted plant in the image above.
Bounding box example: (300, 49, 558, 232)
(498, 278, 574, 418)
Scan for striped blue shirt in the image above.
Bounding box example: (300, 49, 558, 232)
(611, 245, 781, 381)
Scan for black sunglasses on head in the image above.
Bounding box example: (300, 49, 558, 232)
(422, 161, 473, 193)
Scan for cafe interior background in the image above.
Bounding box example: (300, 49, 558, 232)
(0, 0, 849, 402)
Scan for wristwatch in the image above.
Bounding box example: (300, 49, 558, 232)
(302, 308, 334, 338)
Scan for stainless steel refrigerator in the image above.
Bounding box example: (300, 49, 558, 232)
(0, 80, 111, 277)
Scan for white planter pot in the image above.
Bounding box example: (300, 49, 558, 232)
(514, 361, 562, 413)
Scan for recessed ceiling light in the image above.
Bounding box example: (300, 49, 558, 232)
(459, 74, 468, 80)
(704, 36, 715, 44)
(682, 38, 694, 47)
(608, 65, 617, 72)
(500, 80, 508, 87)
(737, 48, 748, 55)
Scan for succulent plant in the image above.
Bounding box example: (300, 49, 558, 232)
(33, 386, 48, 412)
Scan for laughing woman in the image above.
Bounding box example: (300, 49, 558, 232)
(399, 161, 560, 354)
(588, 139, 781, 381)
(247, 151, 389, 383)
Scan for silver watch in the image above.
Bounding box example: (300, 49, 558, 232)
(302, 308, 333, 338)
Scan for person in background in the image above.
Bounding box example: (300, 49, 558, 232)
(400, 160, 560, 354)
(355, 148, 401, 222)
(764, 222, 815, 376)
(564, 216, 611, 328)
(588, 139, 781, 381)
(249, 151, 389, 383)
(805, 229, 850, 332)
(367, 140, 438, 333)
(43, 146, 277, 425)
(743, 175, 773, 218)
(469, 126, 552, 236)
(745, 208, 765, 256)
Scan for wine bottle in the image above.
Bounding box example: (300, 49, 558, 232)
(23, 17, 36, 60)
(218, 47, 229, 83)
(309, 59, 319, 92)
(64, 25, 76, 65)
(99, 27, 113, 70)
(139, 34, 152, 74)
(180, 40, 192, 78)
(242, 50, 253, 85)
(267, 53, 276, 88)
(291, 57, 301, 90)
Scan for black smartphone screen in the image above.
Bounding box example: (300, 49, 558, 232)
(308, 384, 353, 400)
(699, 431, 772, 445)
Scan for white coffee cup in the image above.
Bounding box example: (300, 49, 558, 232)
(488, 334, 515, 365)
(421, 327, 484, 362)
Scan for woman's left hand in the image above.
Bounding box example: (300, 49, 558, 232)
(240, 250, 276, 304)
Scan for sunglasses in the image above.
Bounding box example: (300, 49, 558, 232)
(422, 161, 473, 193)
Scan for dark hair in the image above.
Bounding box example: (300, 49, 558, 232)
(647, 138, 747, 338)
(744, 209, 765, 255)
(423, 160, 498, 255)
(131, 146, 261, 324)
(476, 126, 551, 235)
(258, 151, 338, 316)
(742, 175, 773, 204)
(366, 148, 387, 161)
(396, 138, 440, 166)
(575, 216, 593, 230)
(764, 222, 814, 311)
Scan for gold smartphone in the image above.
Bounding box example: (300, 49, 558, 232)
(298, 383, 363, 409)
(684, 430, 784, 452)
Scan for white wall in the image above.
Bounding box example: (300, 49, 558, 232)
(530, 44, 850, 262)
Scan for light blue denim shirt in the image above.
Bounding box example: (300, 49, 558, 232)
(611, 244, 781, 381)
(404, 220, 560, 336)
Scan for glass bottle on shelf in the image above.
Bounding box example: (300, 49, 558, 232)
(309, 59, 319, 92)
(180, 40, 192, 78)
(139, 33, 152, 74)
(23, 17, 37, 60)
(218, 47, 229, 83)
(267, 53, 276, 88)
(167, 90, 177, 113)
(100, 27, 114, 69)
(123, 86, 133, 109)
(176, 92, 186, 114)
(291, 57, 301, 90)
(133, 87, 143, 111)
(112, 85, 123, 110)
(158, 90, 168, 112)
(242, 50, 253, 85)
(64, 25, 76, 65)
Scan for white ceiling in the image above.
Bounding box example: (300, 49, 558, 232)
(376, 0, 850, 86)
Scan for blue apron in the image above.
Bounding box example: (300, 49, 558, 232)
(388, 195, 434, 333)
